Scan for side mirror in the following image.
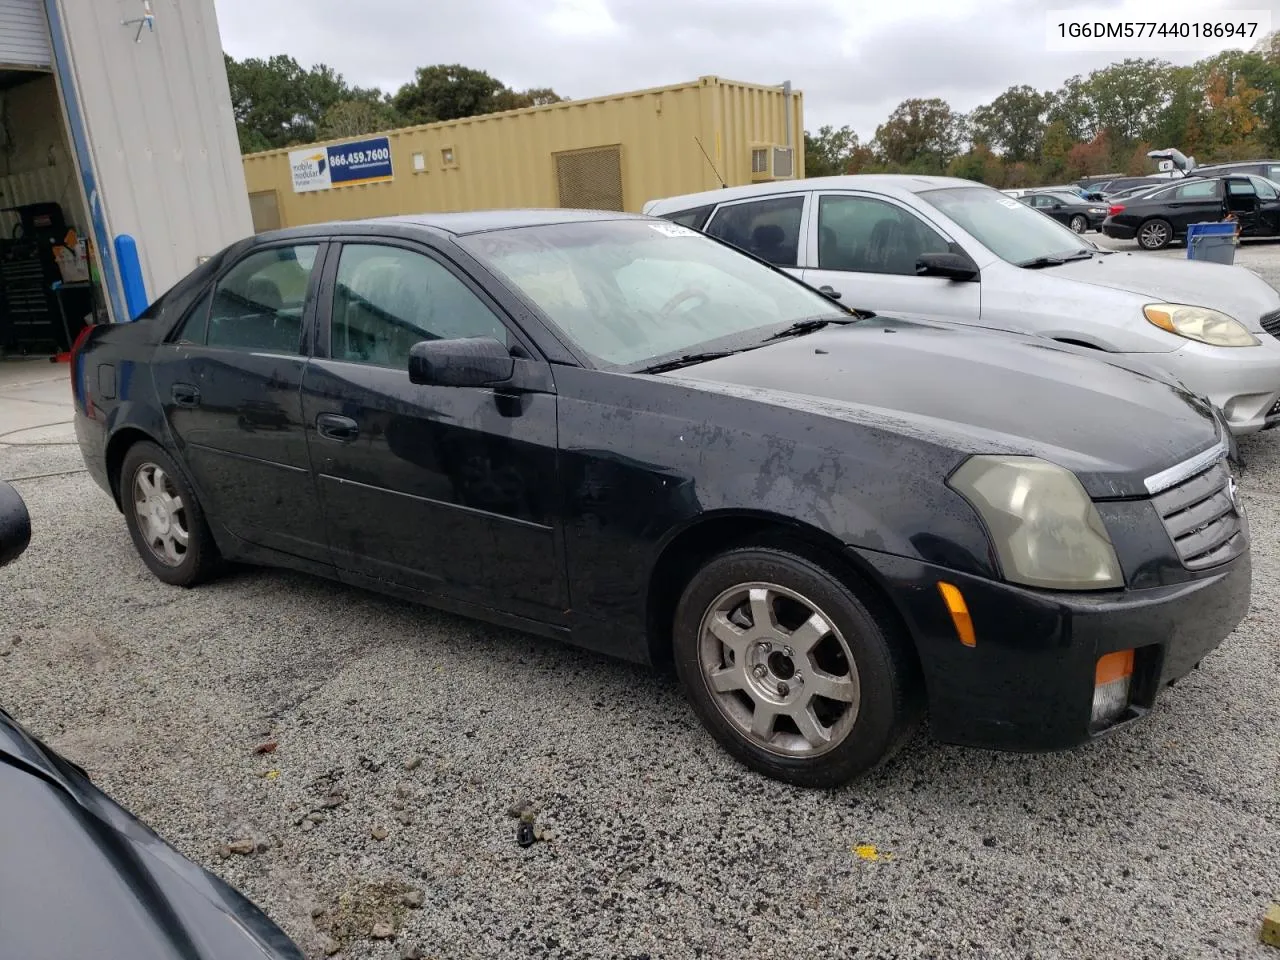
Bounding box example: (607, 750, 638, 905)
(408, 336, 515, 388)
(916, 252, 979, 282)
(0, 481, 32, 569)
(1051, 202, 1064, 210)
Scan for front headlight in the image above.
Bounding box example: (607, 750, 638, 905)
(948, 456, 1123, 591)
(1143, 303, 1259, 347)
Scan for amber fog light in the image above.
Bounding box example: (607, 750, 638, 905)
(1092, 649, 1135, 726)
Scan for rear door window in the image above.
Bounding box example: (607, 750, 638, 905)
(704, 196, 805, 267)
(206, 245, 320, 353)
(1174, 180, 1221, 199)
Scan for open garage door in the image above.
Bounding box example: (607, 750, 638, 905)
(0, 0, 52, 69)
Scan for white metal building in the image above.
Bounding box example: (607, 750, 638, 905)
(0, 0, 251, 351)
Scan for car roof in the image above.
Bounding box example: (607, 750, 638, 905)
(249, 208, 650, 245)
(642, 175, 979, 214)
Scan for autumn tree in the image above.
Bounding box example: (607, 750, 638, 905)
(804, 125, 861, 176)
(1066, 132, 1114, 180)
(969, 85, 1053, 162)
(874, 98, 966, 171)
(391, 64, 562, 125)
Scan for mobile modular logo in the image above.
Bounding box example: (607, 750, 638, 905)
(289, 150, 331, 193)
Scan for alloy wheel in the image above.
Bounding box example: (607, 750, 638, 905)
(132, 463, 189, 567)
(697, 581, 860, 757)
(1139, 221, 1170, 249)
(1070, 215, 1087, 234)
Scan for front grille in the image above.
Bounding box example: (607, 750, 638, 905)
(1152, 458, 1245, 570)
(1261, 309, 1280, 340)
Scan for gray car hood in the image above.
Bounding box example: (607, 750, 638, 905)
(1051, 252, 1280, 330)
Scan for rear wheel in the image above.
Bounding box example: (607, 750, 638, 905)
(120, 441, 221, 586)
(1138, 218, 1173, 250)
(1069, 214, 1088, 234)
(672, 545, 920, 788)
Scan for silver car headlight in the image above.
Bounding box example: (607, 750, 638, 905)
(1143, 303, 1259, 347)
(948, 456, 1123, 591)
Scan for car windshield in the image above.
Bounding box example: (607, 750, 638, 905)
(457, 219, 848, 370)
(919, 186, 1092, 266)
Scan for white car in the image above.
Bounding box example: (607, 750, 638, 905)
(643, 175, 1280, 434)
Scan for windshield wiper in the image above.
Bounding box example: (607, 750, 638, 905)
(764, 315, 859, 341)
(636, 350, 745, 374)
(1017, 249, 1094, 269)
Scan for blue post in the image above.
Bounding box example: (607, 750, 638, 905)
(114, 234, 148, 320)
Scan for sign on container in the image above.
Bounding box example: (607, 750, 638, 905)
(289, 136, 394, 194)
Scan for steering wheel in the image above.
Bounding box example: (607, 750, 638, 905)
(658, 289, 710, 319)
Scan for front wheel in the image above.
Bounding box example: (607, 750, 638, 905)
(1138, 218, 1173, 250)
(120, 441, 221, 586)
(672, 545, 921, 788)
(1069, 214, 1088, 234)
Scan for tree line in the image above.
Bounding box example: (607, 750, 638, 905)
(224, 56, 563, 153)
(806, 33, 1280, 186)
(228, 39, 1280, 186)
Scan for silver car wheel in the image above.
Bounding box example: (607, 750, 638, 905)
(1139, 220, 1170, 249)
(132, 463, 189, 567)
(697, 581, 860, 757)
(1070, 215, 1088, 234)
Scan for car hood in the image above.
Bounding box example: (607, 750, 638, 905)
(1050, 252, 1280, 331)
(663, 317, 1222, 499)
(0, 708, 302, 960)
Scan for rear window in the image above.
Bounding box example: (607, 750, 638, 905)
(138, 254, 223, 330)
(661, 205, 715, 230)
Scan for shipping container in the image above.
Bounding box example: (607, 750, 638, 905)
(241, 75, 804, 231)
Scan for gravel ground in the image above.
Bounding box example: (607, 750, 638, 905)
(2, 244, 1279, 959)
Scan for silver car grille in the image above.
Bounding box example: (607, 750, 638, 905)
(1151, 457, 1246, 570)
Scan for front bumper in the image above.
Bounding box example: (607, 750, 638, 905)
(1146, 337, 1280, 434)
(851, 546, 1251, 752)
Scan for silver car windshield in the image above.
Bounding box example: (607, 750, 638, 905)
(919, 186, 1090, 265)
(458, 219, 847, 369)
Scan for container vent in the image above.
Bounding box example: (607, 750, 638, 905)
(554, 146, 624, 211)
(772, 146, 794, 178)
(751, 148, 769, 175)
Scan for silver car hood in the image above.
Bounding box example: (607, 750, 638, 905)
(1051, 252, 1280, 331)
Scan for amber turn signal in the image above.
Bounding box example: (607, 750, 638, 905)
(936, 582, 976, 647)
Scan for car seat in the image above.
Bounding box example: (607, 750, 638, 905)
(751, 223, 797, 266)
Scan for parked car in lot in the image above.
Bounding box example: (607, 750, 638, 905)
(71, 210, 1250, 786)
(0, 480, 303, 960)
(1186, 159, 1280, 182)
(1093, 176, 1169, 198)
(1102, 173, 1280, 250)
(644, 176, 1280, 434)
(1018, 190, 1109, 233)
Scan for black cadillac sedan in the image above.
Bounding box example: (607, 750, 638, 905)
(71, 210, 1249, 787)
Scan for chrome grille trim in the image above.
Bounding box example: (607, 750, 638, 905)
(1143, 438, 1229, 495)
(1151, 458, 1245, 570)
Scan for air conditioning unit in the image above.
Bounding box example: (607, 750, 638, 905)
(750, 144, 795, 182)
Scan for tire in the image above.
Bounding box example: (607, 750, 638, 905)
(119, 440, 221, 586)
(672, 544, 921, 788)
(1069, 215, 1088, 234)
(1137, 218, 1173, 250)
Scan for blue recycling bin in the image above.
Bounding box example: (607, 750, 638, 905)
(1186, 221, 1238, 264)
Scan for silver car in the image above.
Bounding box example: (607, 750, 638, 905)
(643, 175, 1280, 434)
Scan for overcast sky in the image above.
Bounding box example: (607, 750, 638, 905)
(213, 0, 1276, 139)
